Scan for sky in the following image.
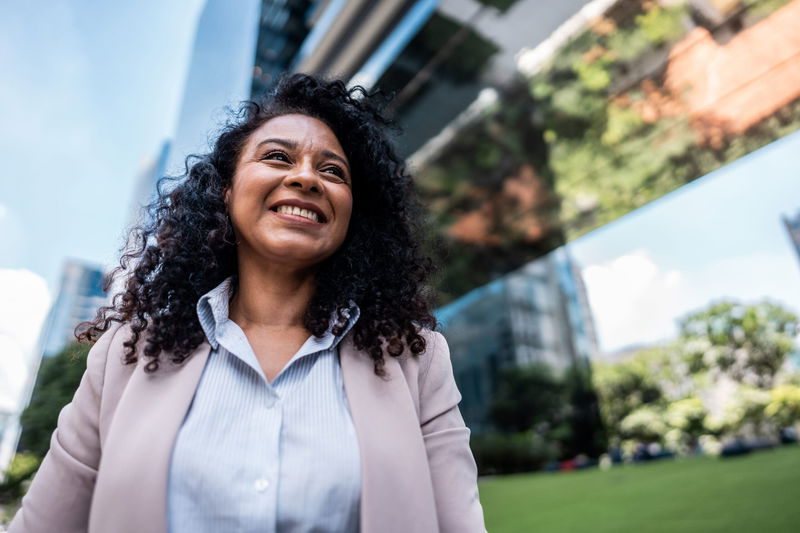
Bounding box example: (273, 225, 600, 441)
(0, 0, 205, 409)
(569, 131, 800, 355)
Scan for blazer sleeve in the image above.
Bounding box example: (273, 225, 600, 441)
(9, 323, 122, 533)
(418, 331, 487, 533)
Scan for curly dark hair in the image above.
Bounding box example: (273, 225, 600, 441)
(79, 73, 437, 375)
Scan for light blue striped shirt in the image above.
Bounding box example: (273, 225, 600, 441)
(167, 277, 361, 533)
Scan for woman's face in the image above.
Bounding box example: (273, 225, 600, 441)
(226, 113, 353, 271)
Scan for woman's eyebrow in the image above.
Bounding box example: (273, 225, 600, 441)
(256, 137, 297, 150)
(321, 149, 350, 171)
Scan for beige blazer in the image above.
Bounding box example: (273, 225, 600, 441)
(9, 322, 486, 533)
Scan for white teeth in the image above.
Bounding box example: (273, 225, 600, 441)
(275, 205, 319, 222)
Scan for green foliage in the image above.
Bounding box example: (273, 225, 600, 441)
(765, 384, 800, 427)
(18, 342, 91, 457)
(0, 453, 41, 503)
(471, 363, 606, 474)
(679, 300, 798, 388)
(606, 27, 652, 62)
(709, 385, 773, 436)
(620, 406, 667, 442)
(664, 397, 708, 452)
(488, 364, 565, 433)
(470, 431, 559, 475)
(572, 57, 612, 91)
(594, 300, 799, 451)
(743, 0, 792, 17)
(635, 4, 687, 45)
(664, 397, 707, 437)
(592, 348, 667, 441)
(601, 103, 644, 146)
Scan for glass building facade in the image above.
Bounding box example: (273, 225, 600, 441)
(39, 260, 107, 359)
(438, 248, 598, 433)
(251, 0, 322, 96)
(783, 211, 800, 265)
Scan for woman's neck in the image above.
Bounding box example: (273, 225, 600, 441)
(229, 260, 315, 331)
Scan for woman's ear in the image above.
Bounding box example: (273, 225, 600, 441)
(224, 187, 231, 210)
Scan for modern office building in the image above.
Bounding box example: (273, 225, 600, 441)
(437, 248, 598, 432)
(164, 0, 263, 175)
(290, 0, 591, 154)
(164, 0, 593, 173)
(129, 141, 171, 223)
(39, 260, 107, 359)
(783, 211, 800, 265)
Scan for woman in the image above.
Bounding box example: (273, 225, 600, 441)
(10, 74, 486, 533)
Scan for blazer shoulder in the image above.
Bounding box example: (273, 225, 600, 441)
(415, 328, 451, 384)
(395, 327, 447, 372)
(395, 328, 459, 411)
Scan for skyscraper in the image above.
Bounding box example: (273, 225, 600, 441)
(165, 0, 263, 175)
(39, 260, 107, 359)
(783, 211, 800, 265)
(3, 260, 107, 471)
(437, 248, 599, 432)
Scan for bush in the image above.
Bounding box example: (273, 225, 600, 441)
(471, 432, 559, 476)
(0, 453, 41, 503)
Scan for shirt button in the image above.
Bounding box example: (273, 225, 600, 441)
(254, 477, 270, 492)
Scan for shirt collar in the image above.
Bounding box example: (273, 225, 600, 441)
(196, 276, 359, 352)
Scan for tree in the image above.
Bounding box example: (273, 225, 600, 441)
(592, 347, 666, 442)
(560, 365, 607, 458)
(663, 397, 707, 452)
(488, 364, 565, 433)
(679, 301, 798, 388)
(0, 453, 41, 503)
(765, 384, 800, 428)
(18, 342, 91, 457)
(620, 406, 667, 443)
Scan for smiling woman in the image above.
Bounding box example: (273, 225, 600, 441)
(8, 74, 486, 533)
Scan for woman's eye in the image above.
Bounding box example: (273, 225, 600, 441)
(262, 151, 290, 162)
(322, 166, 344, 178)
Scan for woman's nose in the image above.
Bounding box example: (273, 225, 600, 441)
(285, 162, 321, 193)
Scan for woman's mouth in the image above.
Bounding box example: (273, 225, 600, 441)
(273, 204, 322, 223)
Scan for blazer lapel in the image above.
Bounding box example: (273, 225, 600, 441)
(340, 336, 439, 533)
(90, 342, 211, 533)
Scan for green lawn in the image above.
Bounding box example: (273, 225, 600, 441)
(479, 446, 800, 532)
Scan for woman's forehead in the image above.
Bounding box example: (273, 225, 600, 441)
(248, 114, 345, 154)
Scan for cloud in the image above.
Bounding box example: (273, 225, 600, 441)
(581, 250, 687, 354)
(0, 204, 26, 268)
(0, 269, 51, 411)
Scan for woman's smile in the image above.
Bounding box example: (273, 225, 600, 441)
(269, 199, 327, 224)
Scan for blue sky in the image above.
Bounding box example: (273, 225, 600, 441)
(0, 0, 204, 286)
(0, 0, 204, 409)
(569, 131, 800, 354)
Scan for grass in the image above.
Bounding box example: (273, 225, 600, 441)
(479, 445, 800, 532)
